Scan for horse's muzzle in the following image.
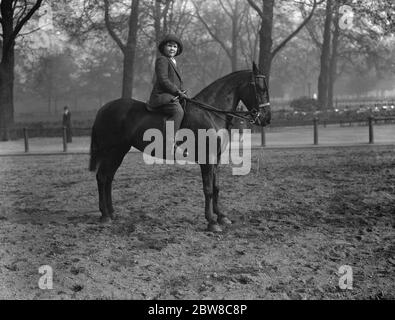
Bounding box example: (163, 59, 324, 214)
(258, 103, 271, 126)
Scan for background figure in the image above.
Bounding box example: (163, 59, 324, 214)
(62, 106, 72, 143)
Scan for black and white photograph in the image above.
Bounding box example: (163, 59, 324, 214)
(0, 0, 394, 302)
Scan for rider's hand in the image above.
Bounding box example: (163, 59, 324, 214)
(177, 90, 188, 100)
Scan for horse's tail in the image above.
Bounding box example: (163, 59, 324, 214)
(89, 126, 100, 172)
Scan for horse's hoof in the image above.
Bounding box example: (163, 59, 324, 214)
(99, 216, 111, 224)
(207, 223, 222, 233)
(218, 216, 232, 225)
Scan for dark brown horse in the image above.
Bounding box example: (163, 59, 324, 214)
(89, 62, 271, 232)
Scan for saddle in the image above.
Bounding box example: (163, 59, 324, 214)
(145, 99, 187, 113)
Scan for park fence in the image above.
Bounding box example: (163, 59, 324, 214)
(7, 115, 394, 154)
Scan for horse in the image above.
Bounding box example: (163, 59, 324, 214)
(89, 62, 271, 232)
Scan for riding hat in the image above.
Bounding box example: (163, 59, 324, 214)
(158, 34, 183, 56)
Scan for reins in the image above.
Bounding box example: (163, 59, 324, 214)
(171, 70, 270, 125)
(185, 97, 255, 123)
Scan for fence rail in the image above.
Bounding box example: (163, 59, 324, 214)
(2, 116, 394, 154)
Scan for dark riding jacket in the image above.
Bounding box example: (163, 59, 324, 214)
(62, 111, 71, 128)
(148, 55, 183, 109)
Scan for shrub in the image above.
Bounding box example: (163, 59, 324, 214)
(290, 96, 319, 113)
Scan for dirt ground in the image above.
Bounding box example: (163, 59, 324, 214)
(0, 145, 394, 299)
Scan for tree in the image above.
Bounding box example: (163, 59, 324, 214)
(78, 49, 123, 107)
(140, 0, 193, 89)
(247, 0, 320, 84)
(31, 51, 78, 114)
(317, 0, 332, 110)
(0, 0, 43, 140)
(270, 30, 320, 98)
(58, 0, 141, 99)
(306, 0, 394, 108)
(327, 0, 340, 109)
(192, 0, 249, 72)
(104, 0, 140, 99)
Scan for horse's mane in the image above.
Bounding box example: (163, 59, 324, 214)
(193, 69, 251, 100)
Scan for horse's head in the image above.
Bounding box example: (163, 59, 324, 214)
(237, 62, 271, 126)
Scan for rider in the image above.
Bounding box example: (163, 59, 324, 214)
(148, 34, 188, 155)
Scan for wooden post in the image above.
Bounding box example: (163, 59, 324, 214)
(63, 126, 68, 152)
(23, 128, 29, 152)
(261, 127, 266, 147)
(368, 116, 374, 144)
(313, 117, 318, 145)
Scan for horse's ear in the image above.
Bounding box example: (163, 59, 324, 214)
(252, 61, 259, 74)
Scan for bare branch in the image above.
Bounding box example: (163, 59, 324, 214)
(272, 0, 318, 58)
(174, 1, 193, 37)
(300, 2, 322, 48)
(161, 0, 172, 19)
(218, 0, 232, 19)
(12, 0, 18, 11)
(104, 0, 126, 52)
(236, 3, 249, 36)
(12, 0, 43, 41)
(14, 0, 28, 27)
(192, 0, 232, 59)
(18, 25, 43, 37)
(247, 0, 263, 19)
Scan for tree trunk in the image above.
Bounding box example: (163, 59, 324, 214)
(230, 2, 239, 72)
(105, 0, 140, 99)
(122, 48, 136, 99)
(317, 0, 333, 110)
(258, 0, 274, 83)
(0, 52, 15, 141)
(249, 0, 318, 86)
(121, 0, 139, 99)
(328, 2, 340, 109)
(0, 0, 42, 140)
(154, 0, 163, 43)
(0, 1, 15, 141)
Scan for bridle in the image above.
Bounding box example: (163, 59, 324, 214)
(248, 73, 271, 125)
(186, 72, 270, 126)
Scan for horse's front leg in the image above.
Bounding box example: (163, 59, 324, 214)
(96, 174, 110, 223)
(200, 164, 222, 232)
(213, 164, 232, 225)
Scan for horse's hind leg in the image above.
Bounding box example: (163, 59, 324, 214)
(200, 164, 222, 232)
(97, 146, 129, 222)
(213, 164, 232, 225)
(96, 173, 110, 223)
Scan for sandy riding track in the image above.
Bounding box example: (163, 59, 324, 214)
(0, 146, 394, 299)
